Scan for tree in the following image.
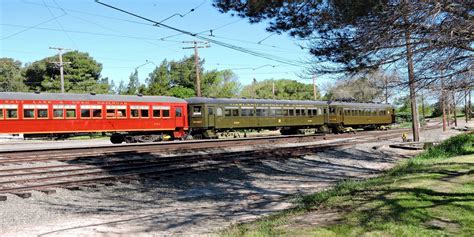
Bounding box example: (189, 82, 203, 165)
(126, 69, 140, 95)
(0, 58, 28, 92)
(24, 51, 109, 93)
(146, 60, 172, 96)
(241, 79, 319, 100)
(214, 1, 472, 141)
(201, 69, 241, 98)
(145, 56, 240, 98)
(325, 70, 401, 103)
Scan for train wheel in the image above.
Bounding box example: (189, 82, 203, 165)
(110, 134, 124, 144)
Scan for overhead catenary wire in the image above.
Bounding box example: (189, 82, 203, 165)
(42, 0, 78, 48)
(21, 0, 302, 54)
(94, 0, 304, 67)
(158, 0, 206, 23)
(1, 13, 66, 40)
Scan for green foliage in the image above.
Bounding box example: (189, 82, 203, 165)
(24, 51, 109, 93)
(0, 58, 28, 92)
(125, 69, 140, 95)
(221, 134, 474, 237)
(144, 56, 241, 98)
(240, 79, 319, 100)
(201, 69, 241, 98)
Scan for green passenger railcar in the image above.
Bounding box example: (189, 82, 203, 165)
(186, 97, 329, 138)
(328, 101, 395, 131)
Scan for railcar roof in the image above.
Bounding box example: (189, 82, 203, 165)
(186, 97, 329, 106)
(330, 101, 393, 108)
(0, 92, 187, 103)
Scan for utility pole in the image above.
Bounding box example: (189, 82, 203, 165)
(312, 74, 317, 100)
(183, 41, 209, 97)
(49, 47, 71, 93)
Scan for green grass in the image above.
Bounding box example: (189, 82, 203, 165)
(221, 134, 474, 237)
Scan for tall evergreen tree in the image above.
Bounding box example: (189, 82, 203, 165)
(0, 58, 28, 92)
(24, 51, 109, 93)
(126, 69, 140, 95)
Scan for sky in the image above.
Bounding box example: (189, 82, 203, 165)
(1, 0, 333, 89)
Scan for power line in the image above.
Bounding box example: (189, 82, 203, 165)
(159, 18, 243, 40)
(94, 0, 304, 67)
(1, 13, 66, 40)
(42, 0, 77, 48)
(19, 0, 153, 26)
(158, 0, 206, 23)
(1, 23, 183, 43)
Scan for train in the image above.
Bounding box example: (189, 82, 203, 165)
(0, 92, 395, 143)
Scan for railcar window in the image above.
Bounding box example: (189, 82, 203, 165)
(302, 109, 306, 116)
(193, 106, 202, 116)
(323, 108, 327, 114)
(53, 109, 64, 118)
(66, 109, 76, 118)
(153, 109, 161, 118)
(6, 109, 18, 119)
(117, 109, 126, 118)
(140, 109, 149, 118)
(81, 109, 91, 118)
(24, 109, 35, 119)
(241, 108, 254, 116)
(283, 109, 289, 116)
(224, 109, 231, 117)
(232, 109, 239, 116)
(131, 109, 139, 118)
(92, 109, 102, 118)
(208, 108, 214, 115)
(106, 109, 115, 118)
(269, 109, 276, 116)
(256, 109, 267, 116)
(162, 109, 170, 117)
(38, 109, 48, 118)
(216, 107, 222, 116)
(175, 108, 182, 117)
(295, 109, 301, 116)
(329, 107, 336, 115)
(289, 109, 294, 116)
(0, 109, 3, 119)
(275, 109, 283, 116)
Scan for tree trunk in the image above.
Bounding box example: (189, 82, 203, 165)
(469, 88, 472, 121)
(421, 90, 425, 119)
(404, 16, 420, 141)
(465, 89, 469, 123)
(452, 91, 457, 127)
(441, 76, 447, 131)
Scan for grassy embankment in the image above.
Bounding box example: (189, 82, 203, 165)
(222, 133, 474, 236)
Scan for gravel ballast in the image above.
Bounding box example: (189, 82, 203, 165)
(0, 123, 466, 236)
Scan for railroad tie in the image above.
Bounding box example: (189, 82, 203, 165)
(12, 192, 31, 199)
(40, 190, 56, 195)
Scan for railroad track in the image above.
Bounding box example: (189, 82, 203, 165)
(0, 127, 435, 198)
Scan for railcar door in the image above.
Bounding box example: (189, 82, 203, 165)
(207, 106, 215, 128)
(175, 106, 184, 127)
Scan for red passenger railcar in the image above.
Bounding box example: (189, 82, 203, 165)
(0, 92, 188, 143)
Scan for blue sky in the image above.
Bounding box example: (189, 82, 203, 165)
(1, 0, 336, 90)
